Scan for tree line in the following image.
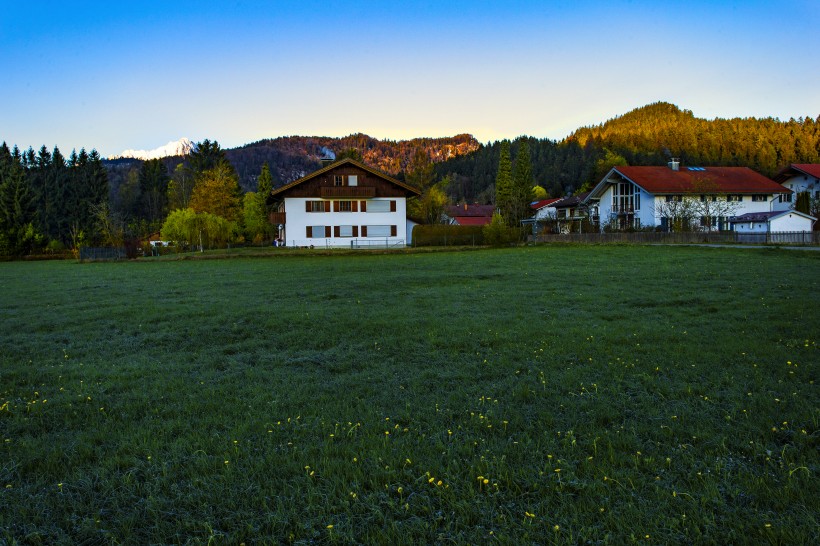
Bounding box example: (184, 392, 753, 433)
(0, 143, 107, 256)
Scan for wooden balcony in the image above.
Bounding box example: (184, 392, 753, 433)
(269, 212, 286, 225)
(321, 186, 376, 198)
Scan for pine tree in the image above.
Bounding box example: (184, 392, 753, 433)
(138, 158, 170, 225)
(511, 139, 534, 225)
(494, 140, 512, 223)
(795, 191, 811, 214)
(0, 142, 39, 255)
(255, 163, 275, 241)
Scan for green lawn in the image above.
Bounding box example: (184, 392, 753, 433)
(1, 246, 818, 544)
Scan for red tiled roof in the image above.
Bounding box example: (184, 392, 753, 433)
(445, 204, 495, 218)
(452, 216, 493, 226)
(614, 166, 788, 194)
(773, 164, 820, 183)
(531, 198, 561, 209)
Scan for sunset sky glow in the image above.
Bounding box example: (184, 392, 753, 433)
(2, 0, 818, 157)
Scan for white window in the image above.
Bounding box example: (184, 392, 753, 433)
(310, 201, 325, 212)
(366, 200, 392, 213)
(310, 226, 325, 238)
(348, 175, 358, 187)
(367, 225, 391, 237)
(751, 195, 767, 202)
(339, 225, 353, 237)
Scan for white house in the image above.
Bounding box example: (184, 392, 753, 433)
(772, 164, 820, 210)
(585, 161, 792, 231)
(269, 158, 421, 247)
(729, 210, 816, 233)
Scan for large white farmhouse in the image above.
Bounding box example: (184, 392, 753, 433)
(269, 158, 420, 247)
(585, 161, 792, 231)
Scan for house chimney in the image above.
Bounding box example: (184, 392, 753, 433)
(668, 158, 680, 171)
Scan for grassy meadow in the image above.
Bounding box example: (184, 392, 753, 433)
(0, 246, 818, 544)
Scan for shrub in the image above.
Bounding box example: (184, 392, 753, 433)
(482, 213, 522, 246)
(412, 224, 484, 246)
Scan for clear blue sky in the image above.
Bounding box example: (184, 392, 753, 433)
(2, 0, 818, 157)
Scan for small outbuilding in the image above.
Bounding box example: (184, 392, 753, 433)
(729, 210, 816, 233)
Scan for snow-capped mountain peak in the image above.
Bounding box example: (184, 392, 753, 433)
(110, 138, 194, 160)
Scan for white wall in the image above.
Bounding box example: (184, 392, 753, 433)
(284, 197, 409, 247)
(733, 221, 770, 233)
(771, 212, 815, 232)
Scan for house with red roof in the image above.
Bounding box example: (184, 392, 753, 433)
(443, 204, 496, 226)
(773, 164, 820, 209)
(269, 158, 420, 247)
(585, 160, 792, 231)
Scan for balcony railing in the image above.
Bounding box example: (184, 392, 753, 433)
(610, 204, 635, 214)
(269, 212, 286, 225)
(321, 186, 376, 198)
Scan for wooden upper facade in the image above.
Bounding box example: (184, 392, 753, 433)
(270, 158, 421, 200)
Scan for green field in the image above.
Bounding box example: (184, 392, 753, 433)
(1, 247, 818, 544)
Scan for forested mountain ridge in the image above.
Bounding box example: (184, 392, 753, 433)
(225, 133, 480, 191)
(434, 102, 820, 202)
(568, 102, 820, 177)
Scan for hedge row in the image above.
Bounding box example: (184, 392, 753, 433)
(412, 225, 485, 246)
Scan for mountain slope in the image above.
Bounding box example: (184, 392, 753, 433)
(226, 133, 480, 190)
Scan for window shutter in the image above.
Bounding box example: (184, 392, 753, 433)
(361, 226, 368, 237)
(391, 225, 397, 236)
(390, 200, 396, 212)
(360, 200, 367, 212)
(353, 226, 359, 237)
(324, 201, 331, 212)
(306, 201, 311, 213)
(334, 226, 340, 237)
(352, 201, 358, 212)
(333, 201, 340, 212)
(306, 226, 312, 237)
(325, 226, 331, 237)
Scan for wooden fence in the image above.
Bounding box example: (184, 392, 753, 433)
(533, 231, 820, 245)
(79, 247, 127, 261)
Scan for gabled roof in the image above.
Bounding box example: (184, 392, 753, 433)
(531, 198, 561, 210)
(730, 210, 817, 223)
(773, 164, 820, 183)
(609, 166, 788, 195)
(451, 216, 493, 226)
(553, 192, 590, 208)
(270, 157, 420, 197)
(445, 204, 495, 218)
